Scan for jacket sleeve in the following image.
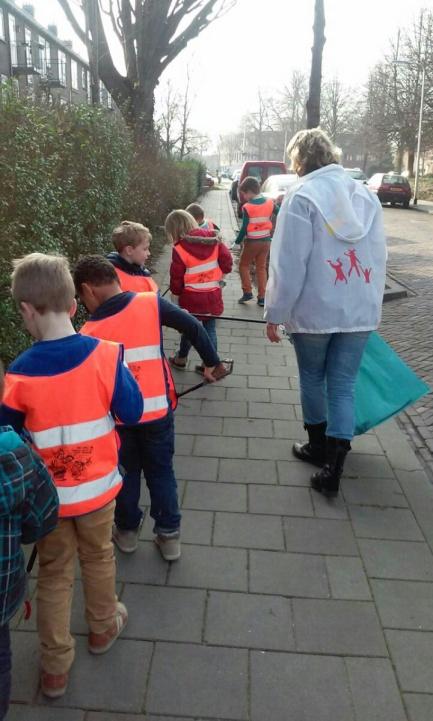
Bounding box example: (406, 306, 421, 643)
(111, 353, 144, 425)
(219, 243, 233, 274)
(169, 248, 186, 296)
(20, 446, 59, 544)
(264, 195, 313, 324)
(235, 209, 249, 244)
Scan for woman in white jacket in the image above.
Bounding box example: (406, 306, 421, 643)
(265, 128, 387, 497)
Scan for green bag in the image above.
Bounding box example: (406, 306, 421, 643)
(355, 332, 430, 435)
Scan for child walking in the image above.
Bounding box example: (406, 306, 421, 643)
(166, 209, 232, 372)
(234, 176, 278, 307)
(186, 203, 220, 231)
(0, 253, 143, 699)
(0, 362, 59, 720)
(74, 255, 226, 562)
(107, 220, 158, 292)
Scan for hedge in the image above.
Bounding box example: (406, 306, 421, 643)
(0, 85, 205, 363)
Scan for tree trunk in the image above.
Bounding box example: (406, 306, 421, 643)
(306, 0, 326, 129)
(395, 146, 404, 173)
(407, 149, 415, 177)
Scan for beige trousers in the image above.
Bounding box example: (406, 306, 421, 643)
(36, 500, 118, 674)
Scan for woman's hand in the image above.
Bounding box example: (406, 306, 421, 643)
(266, 323, 282, 343)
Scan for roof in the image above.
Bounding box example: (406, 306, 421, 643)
(1, 0, 89, 67)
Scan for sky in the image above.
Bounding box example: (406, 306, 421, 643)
(17, 0, 433, 140)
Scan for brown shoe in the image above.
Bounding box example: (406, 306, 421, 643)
(88, 602, 128, 655)
(41, 671, 69, 699)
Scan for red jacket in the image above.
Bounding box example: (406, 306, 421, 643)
(170, 228, 233, 320)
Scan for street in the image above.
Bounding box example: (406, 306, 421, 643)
(381, 207, 433, 474)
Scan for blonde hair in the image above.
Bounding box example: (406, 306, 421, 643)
(112, 220, 152, 252)
(11, 252, 75, 314)
(287, 127, 342, 176)
(165, 210, 198, 243)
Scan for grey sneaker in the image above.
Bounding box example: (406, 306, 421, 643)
(112, 523, 142, 554)
(154, 533, 181, 561)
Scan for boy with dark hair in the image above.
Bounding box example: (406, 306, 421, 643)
(0, 253, 143, 699)
(0, 360, 59, 720)
(235, 176, 278, 307)
(74, 255, 227, 562)
(186, 203, 220, 231)
(108, 220, 158, 292)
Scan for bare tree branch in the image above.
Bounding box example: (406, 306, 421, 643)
(56, 0, 87, 43)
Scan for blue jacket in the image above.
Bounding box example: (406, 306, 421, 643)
(0, 427, 59, 625)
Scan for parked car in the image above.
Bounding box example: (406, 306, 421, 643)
(230, 169, 241, 201)
(237, 160, 287, 216)
(204, 173, 215, 188)
(344, 167, 368, 183)
(261, 173, 297, 206)
(367, 172, 412, 208)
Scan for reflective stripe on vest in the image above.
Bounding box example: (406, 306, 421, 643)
(30, 414, 115, 450)
(175, 243, 223, 293)
(2, 340, 123, 518)
(81, 293, 172, 424)
(245, 198, 274, 240)
(114, 266, 158, 293)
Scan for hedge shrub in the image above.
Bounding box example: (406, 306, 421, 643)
(0, 86, 205, 363)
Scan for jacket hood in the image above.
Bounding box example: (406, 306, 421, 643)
(0, 426, 26, 516)
(181, 228, 221, 246)
(106, 251, 150, 277)
(289, 164, 380, 244)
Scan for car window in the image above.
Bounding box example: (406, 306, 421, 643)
(347, 170, 367, 180)
(383, 175, 409, 186)
(245, 165, 264, 179)
(267, 166, 285, 176)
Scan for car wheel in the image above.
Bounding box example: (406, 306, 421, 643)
(403, 201, 410, 208)
(391, 202, 396, 207)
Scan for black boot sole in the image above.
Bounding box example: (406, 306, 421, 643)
(311, 481, 339, 498)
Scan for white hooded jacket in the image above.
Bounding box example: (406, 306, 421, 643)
(264, 164, 387, 333)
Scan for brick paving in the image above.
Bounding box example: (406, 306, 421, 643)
(380, 206, 433, 476)
(7, 188, 433, 721)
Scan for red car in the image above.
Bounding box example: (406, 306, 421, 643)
(237, 160, 287, 216)
(367, 173, 412, 208)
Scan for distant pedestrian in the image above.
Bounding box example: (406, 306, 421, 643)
(235, 176, 278, 308)
(265, 128, 386, 497)
(166, 210, 232, 373)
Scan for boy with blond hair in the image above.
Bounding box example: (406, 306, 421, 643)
(0, 253, 143, 699)
(108, 220, 158, 292)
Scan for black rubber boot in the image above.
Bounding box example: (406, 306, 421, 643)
(292, 422, 327, 467)
(311, 437, 351, 497)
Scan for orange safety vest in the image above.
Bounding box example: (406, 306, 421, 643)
(175, 243, 223, 293)
(245, 198, 274, 239)
(115, 266, 158, 293)
(81, 292, 177, 422)
(3, 340, 123, 518)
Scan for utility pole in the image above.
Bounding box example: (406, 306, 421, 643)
(414, 63, 426, 205)
(306, 0, 326, 128)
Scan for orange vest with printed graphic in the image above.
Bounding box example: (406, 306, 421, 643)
(81, 292, 177, 422)
(115, 267, 158, 293)
(175, 244, 223, 293)
(3, 340, 123, 518)
(245, 198, 274, 239)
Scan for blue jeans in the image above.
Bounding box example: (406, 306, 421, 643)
(0, 624, 11, 721)
(179, 318, 217, 359)
(115, 411, 181, 535)
(292, 332, 371, 440)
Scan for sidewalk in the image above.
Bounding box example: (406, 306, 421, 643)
(8, 188, 433, 721)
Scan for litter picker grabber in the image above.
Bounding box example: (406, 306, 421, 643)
(24, 545, 38, 620)
(176, 359, 234, 399)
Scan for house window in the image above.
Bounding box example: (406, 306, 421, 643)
(86, 70, 92, 103)
(24, 27, 32, 66)
(107, 91, 113, 109)
(9, 14, 17, 65)
(81, 66, 87, 90)
(58, 49, 66, 85)
(71, 59, 78, 90)
(37, 35, 47, 74)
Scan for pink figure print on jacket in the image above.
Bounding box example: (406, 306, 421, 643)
(344, 249, 363, 278)
(327, 259, 348, 285)
(362, 267, 372, 284)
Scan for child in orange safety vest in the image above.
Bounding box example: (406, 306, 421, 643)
(186, 202, 220, 232)
(166, 209, 232, 374)
(234, 176, 279, 308)
(74, 255, 225, 564)
(107, 220, 158, 292)
(0, 253, 143, 700)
